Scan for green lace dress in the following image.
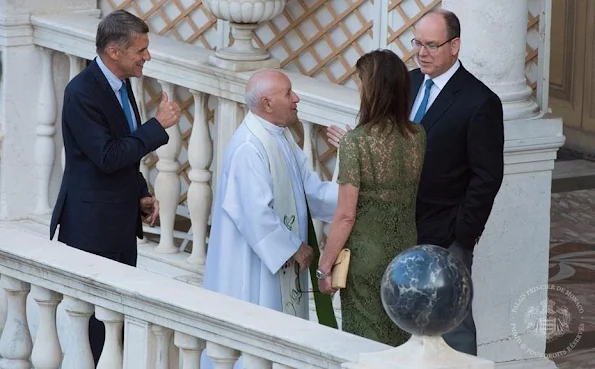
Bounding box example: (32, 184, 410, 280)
(337, 124, 426, 347)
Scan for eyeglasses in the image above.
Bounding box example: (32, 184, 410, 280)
(411, 36, 457, 52)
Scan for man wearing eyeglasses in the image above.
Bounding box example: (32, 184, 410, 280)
(410, 8, 504, 355)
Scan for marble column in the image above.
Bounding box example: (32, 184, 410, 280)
(438, 2, 562, 368)
(442, 0, 539, 120)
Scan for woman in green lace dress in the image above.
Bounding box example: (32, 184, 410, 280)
(318, 49, 426, 346)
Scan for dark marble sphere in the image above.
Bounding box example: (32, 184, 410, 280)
(380, 244, 472, 336)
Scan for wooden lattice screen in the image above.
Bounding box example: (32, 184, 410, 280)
(254, 0, 373, 86)
(101, 0, 544, 201)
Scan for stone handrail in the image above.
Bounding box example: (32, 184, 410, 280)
(0, 222, 388, 368)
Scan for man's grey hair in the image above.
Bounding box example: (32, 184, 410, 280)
(244, 69, 282, 110)
(96, 10, 149, 54)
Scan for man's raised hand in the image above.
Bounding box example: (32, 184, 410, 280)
(140, 196, 159, 226)
(326, 124, 351, 149)
(155, 92, 181, 129)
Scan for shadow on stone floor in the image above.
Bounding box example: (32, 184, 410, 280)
(546, 158, 595, 368)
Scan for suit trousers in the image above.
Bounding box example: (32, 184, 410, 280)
(442, 241, 477, 355)
(89, 247, 138, 365)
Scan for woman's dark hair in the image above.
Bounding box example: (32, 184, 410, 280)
(355, 49, 416, 138)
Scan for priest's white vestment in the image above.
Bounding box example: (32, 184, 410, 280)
(203, 113, 338, 316)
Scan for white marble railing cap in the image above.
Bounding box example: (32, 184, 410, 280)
(0, 222, 388, 367)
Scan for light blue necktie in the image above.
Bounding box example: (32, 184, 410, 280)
(119, 82, 135, 132)
(413, 79, 434, 123)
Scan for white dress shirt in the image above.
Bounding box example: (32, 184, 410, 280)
(409, 60, 461, 122)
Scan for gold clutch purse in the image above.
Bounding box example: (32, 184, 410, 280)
(331, 249, 351, 289)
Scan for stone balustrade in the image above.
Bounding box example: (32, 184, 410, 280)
(0, 3, 565, 367)
(0, 222, 388, 368)
(28, 13, 358, 270)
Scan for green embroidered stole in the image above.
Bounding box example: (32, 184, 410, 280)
(307, 206, 338, 329)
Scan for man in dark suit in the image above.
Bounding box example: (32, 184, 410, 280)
(409, 9, 504, 355)
(50, 10, 181, 363)
(325, 8, 504, 356)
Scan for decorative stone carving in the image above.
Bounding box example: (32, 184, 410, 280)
(202, 0, 286, 71)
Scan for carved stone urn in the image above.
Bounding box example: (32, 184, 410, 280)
(202, 0, 286, 71)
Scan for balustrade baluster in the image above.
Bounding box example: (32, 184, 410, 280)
(186, 90, 213, 265)
(63, 55, 85, 171)
(154, 81, 182, 254)
(130, 76, 148, 122)
(206, 342, 239, 369)
(131, 76, 151, 244)
(34, 47, 57, 215)
(243, 353, 272, 369)
(61, 296, 94, 369)
(213, 98, 244, 194)
(174, 332, 205, 369)
(67, 54, 85, 79)
(301, 121, 325, 246)
(0, 276, 32, 369)
(0, 290, 6, 336)
(301, 121, 314, 169)
(96, 306, 124, 369)
(130, 77, 149, 182)
(151, 325, 173, 369)
(30, 286, 63, 369)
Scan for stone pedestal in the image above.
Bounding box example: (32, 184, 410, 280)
(203, 0, 286, 72)
(438, 2, 563, 367)
(471, 118, 562, 369)
(208, 55, 280, 73)
(343, 336, 494, 369)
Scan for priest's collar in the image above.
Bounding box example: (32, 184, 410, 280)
(250, 111, 285, 135)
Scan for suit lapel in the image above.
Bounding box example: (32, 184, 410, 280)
(410, 69, 424, 111)
(89, 59, 132, 136)
(420, 66, 466, 133)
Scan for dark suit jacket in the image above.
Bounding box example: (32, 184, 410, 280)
(50, 59, 169, 253)
(411, 64, 504, 251)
